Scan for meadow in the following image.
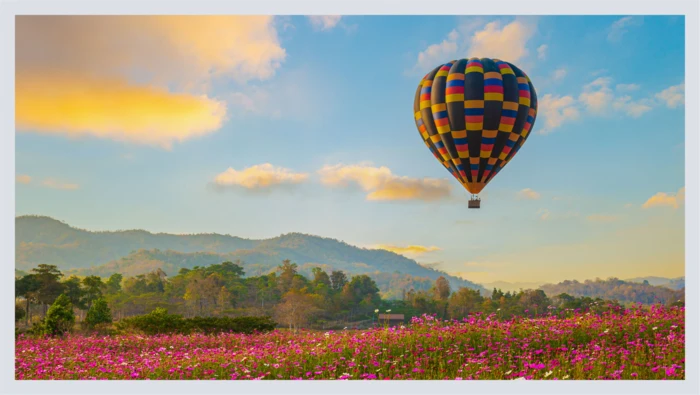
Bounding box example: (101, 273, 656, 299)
(15, 305, 684, 380)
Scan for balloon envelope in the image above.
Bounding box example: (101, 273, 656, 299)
(413, 58, 538, 195)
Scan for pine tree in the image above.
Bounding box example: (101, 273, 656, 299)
(42, 294, 75, 336)
(85, 297, 112, 328)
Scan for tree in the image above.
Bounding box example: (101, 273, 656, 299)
(311, 268, 332, 288)
(105, 273, 123, 294)
(82, 275, 105, 309)
(31, 264, 64, 314)
(277, 259, 298, 294)
(448, 287, 484, 318)
(330, 270, 348, 291)
(15, 274, 40, 325)
(433, 276, 451, 318)
(15, 304, 26, 322)
(42, 294, 75, 336)
(85, 297, 112, 328)
(62, 276, 87, 310)
(274, 290, 319, 330)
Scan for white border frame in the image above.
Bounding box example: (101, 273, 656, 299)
(1, 1, 698, 394)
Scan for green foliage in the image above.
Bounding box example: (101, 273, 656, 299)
(41, 294, 75, 336)
(116, 308, 276, 335)
(15, 304, 26, 322)
(85, 298, 112, 328)
(539, 277, 684, 306)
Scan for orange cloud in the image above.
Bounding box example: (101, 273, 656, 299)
(642, 187, 685, 209)
(16, 73, 226, 148)
(41, 178, 79, 190)
(374, 244, 441, 256)
(16, 174, 32, 184)
(214, 164, 308, 189)
(318, 164, 451, 202)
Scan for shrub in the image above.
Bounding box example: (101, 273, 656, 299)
(15, 304, 26, 323)
(85, 298, 113, 328)
(116, 308, 277, 335)
(42, 294, 75, 336)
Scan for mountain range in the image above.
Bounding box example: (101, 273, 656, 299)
(15, 215, 485, 297)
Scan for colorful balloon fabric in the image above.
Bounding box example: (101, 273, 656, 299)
(413, 58, 538, 195)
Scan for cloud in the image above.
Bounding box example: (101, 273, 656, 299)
(412, 18, 537, 74)
(537, 44, 548, 60)
(656, 83, 685, 108)
(374, 244, 441, 256)
(552, 68, 567, 81)
(307, 16, 342, 31)
(16, 174, 32, 184)
(616, 83, 640, 92)
(318, 163, 452, 202)
(15, 16, 286, 146)
(537, 208, 551, 221)
(16, 73, 226, 149)
(468, 20, 536, 63)
(579, 77, 615, 114)
(41, 178, 79, 190)
(612, 95, 653, 118)
(642, 187, 685, 209)
(517, 188, 541, 200)
(213, 164, 309, 190)
(537, 94, 580, 134)
(415, 30, 460, 73)
(608, 16, 643, 42)
(586, 214, 620, 223)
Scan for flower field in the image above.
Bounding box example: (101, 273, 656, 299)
(15, 306, 684, 380)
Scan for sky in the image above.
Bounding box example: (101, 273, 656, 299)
(15, 15, 686, 285)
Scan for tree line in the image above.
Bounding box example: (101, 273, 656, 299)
(16, 260, 684, 333)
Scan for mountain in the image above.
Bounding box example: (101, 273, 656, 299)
(625, 276, 685, 290)
(16, 216, 485, 296)
(539, 277, 684, 306)
(481, 281, 545, 292)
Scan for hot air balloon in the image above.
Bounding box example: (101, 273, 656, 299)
(413, 58, 538, 208)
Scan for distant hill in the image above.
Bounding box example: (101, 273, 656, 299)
(482, 281, 544, 293)
(16, 215, 485, 297)
(539, 277, 684, 306)
(625, 276, 685, 290)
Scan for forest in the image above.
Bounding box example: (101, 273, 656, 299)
(15, 259, 685, 335)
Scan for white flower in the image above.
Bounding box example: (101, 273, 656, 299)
(386, 309, 391, 312)
(497, 308, 501, 311)
(563, 375, 570, 379)
(514, 376, 525, 380)
(505, 370, 513, 375)
(544, 370, 553, 378)
(652, 326, 658, 330)
(374, 309, 379, 313)
(604, 329, 609, 334)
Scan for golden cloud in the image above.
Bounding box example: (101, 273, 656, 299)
(15, 16, 286, 146)
(642, 187, 685, 209)
(41, 178, 79, 190)
(318, 164, 451, 202)
(374, 245, 441, 256)
(214, 164, 309, 189)
(16, 73, 226, 148)
(16, 174, 32, 184)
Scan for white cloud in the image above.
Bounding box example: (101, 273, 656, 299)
(616, 83, 640, 92)
(214, 164, 308, 190)
(608, 16, 643, 42)
(578, 77, 615, 114)
(642, 187, 685, 209)
(537, 208, 551, 221)
(537, 94, 580, 135)
(552, 68, 567, 81)
(537, 44, 548, 60)
(656, 83, 685, 108)
(468, 20, 536, 63)
(517, 188, 541, 200)
(412, 18, 537, 74)
(307, 16, 342, 31)
(318, 163, 452, 202)
(613, 95, 653, 118)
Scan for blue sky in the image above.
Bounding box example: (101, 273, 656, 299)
(15, 15, 686, 284)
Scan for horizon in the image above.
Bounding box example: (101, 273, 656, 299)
(14, 214, 685, 287)
(15, 15, 685, 284)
